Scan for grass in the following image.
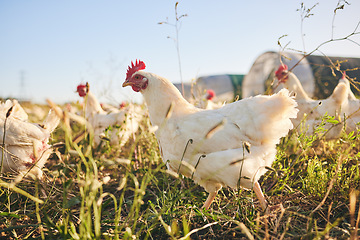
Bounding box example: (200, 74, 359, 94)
(0, 102, 360, 240)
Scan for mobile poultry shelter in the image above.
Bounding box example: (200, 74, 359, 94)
(175, 51, 360, 102)
(242, 51, 360, 99)
(174, 74, 245, 102)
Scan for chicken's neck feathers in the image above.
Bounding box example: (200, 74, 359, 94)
(141, 73, 197, 126)
(340, 77, 357, 100)
(85, 91, 105, 115)
(287, 72, 312, 101)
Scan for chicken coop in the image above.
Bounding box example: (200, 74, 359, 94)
(242, 51, 360, 99)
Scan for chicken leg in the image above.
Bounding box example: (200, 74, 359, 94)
(202, 192, 217, 210)
(201, 182, 268, 211)
(253, 181, 268, 211)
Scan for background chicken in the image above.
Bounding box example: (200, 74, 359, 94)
(196, 89, 223, 110)
(0, 99, 60, 179)
(123, 60, 298, 210)
(76, 83, 142, 147)
(339, 72, 357, 100)
(336, 73, 360, 133)
(275, 65, 349, 139)
(22, 104, 48, 122)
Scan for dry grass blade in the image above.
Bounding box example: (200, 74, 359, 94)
(177, 160, 195, 174)
(0, 179, 43, 204)
(67, 112, 87, 125)
(178, 222, 218, 240)
(114, 158, 131, 165)
(205, 119, 226, 139)
(230, 157, 246, 165)
(6, 106, 13, 118)
(237, 222, 254, 240)
(191, 154, 206, 178)
(244, 141, 251, 154)
(177, 138, 193, 174)
(165, 102, 174, 120)
(165, 169, 179, 178)
(46, 99, 63, 118)
(73, 130, 86, 144)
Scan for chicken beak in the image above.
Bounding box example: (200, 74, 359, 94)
(123, 80, 131, 87)
(122, 80, 132, 87)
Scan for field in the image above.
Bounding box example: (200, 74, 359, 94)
(0, 101, 359, 240)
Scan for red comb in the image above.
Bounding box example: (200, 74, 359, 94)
(76, 83, 88, 97)
(206, 89, 215, 100)
(275, 64, 288, 76)
(120, 101, 127, 108)
(77, 83, 86, 92)
(126, 60, 146, 79)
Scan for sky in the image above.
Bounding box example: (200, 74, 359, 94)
(0, 0, 359, 105)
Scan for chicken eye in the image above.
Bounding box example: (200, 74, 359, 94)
(135, 75, 140, 80)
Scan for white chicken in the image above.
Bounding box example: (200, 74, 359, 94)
(122, 60, 298, 210)
(275, 65, 349, 139)
(336, 73, 360, 133)
(76, 83, 141, 147)
(0, 100, 60, 178)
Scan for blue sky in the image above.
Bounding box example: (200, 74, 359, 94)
(0, 0, 359, 104)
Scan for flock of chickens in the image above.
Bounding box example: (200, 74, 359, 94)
(1, 59, 359, 213)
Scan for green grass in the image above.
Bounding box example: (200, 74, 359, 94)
(1, 103, 360, 239)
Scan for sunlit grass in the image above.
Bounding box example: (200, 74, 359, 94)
(0, 102, 359, 239)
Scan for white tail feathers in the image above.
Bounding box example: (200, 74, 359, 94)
(266, 89, 298, 143)
(42, 107, 61, 133)
(247, 89, 298, 146)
